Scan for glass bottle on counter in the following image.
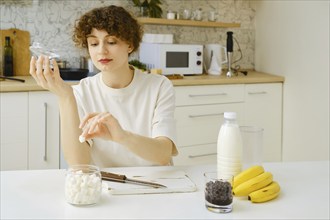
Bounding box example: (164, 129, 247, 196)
(3, 36, 14, 76)
(217, 112, 243, 178)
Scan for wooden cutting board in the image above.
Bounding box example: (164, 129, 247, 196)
(0, 29, 31, 76)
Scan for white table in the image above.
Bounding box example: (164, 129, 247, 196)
(1, 161, 329, 219)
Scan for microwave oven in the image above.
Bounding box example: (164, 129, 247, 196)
(139, 43, 203, 75)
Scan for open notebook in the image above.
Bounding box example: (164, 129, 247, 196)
(103, 170, 197, 195)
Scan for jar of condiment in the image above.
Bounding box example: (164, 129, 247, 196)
(65, 164, 102, 205)
(57, 60, 67, 69)
(167, 10, 176, 19)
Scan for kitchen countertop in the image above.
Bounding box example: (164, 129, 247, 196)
(1, 161, 328, 219)
(0, 71, 284, 92)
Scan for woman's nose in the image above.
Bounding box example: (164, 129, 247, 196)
(98, 43, 108, 54)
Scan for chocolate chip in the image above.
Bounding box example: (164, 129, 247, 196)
(205, 180, 233, 206)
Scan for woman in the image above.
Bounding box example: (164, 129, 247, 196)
(29, 5, 178, 167)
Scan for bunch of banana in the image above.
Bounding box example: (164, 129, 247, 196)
(232, 165, 281, 203)
(233, 165, 265, 189)
(248, 181, 281, 203)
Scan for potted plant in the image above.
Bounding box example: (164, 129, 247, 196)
(129, 59, 147, 71)
(132, 0, 163, 18)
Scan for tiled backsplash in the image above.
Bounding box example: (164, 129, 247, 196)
(1, 0, 255, 70)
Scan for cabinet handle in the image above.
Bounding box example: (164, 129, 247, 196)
(188, 93, 227, 98)
(43, 102, 48, 161)
(188, 153, 217, 158)
(248, 91, 267, 95)
(189, 113, 224, 118)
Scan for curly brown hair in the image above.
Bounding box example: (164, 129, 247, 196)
(72, 5, 143, 54)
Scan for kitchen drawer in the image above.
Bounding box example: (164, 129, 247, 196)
(245, 83, 282, 104)
(173, 143, 217, 166)
(175, 103, 244, 147)
(174, 84, 244, 106)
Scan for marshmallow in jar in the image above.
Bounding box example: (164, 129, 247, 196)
(65, 165, 102, 205)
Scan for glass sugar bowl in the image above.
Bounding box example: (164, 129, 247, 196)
(65, 164, 102, 206)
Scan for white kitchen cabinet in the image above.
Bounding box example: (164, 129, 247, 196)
(0, 91, 60, 171)
(28, 91, 60, 169)
(243, 83, 283, 162)
(173, 85, 245, 166)
(171, 143, 217, 167)
(175, 103, 244, 148)
(1, 81, 283, 169)
(172, 83, 283, 166)
(0, 92, 29, 170)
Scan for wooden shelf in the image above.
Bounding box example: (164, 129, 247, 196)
(137, 17, 240, 28)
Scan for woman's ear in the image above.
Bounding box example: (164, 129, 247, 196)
(128, 45, 134, 54)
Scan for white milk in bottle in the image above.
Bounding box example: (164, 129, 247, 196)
(217, 112, 243, 178)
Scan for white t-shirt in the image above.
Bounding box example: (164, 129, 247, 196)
(72, 69, 177, 167)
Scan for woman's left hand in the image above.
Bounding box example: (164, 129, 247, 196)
(79, 112, 127, 142)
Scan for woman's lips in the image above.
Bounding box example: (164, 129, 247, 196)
(99, 58, 112, 64)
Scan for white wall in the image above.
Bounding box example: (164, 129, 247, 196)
(0, 0, 256, 69)
(255, 1, 329, 161)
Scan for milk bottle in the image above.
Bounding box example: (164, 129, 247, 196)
(217, 112, 243, 178)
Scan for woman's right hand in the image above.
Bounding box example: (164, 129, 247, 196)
(29, 55, 72, 98)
